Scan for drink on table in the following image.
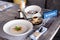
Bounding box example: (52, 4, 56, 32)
(13, 0, 26, 11)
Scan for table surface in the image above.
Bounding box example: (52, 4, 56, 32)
(38, 17, 60, 40)
(0, 1, 60, 40)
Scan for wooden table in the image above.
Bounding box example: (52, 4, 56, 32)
(38, 16, 60, 40)
(0, 1, 60, 40)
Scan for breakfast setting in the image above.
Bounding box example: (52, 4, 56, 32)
(0, 0, 60, 40)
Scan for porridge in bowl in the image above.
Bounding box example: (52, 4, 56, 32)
(10, 25, 28, 34)
(3, 20, 33, 40)
(3, 20, 33, 37)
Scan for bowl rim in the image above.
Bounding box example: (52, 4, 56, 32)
(3, 19, 33, 36)
(24, 5, 42, 13)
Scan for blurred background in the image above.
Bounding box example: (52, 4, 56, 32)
(1, 0, 60, 11)
(0, 0, 60, 40)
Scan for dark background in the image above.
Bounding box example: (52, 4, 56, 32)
(2, 0, 60, 11)
(2, 0, 13, 2)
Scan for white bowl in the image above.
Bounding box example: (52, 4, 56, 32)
(25, 5, 41, 13)
(24, 5, 42, 18)
(3, 19, 33, 37)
